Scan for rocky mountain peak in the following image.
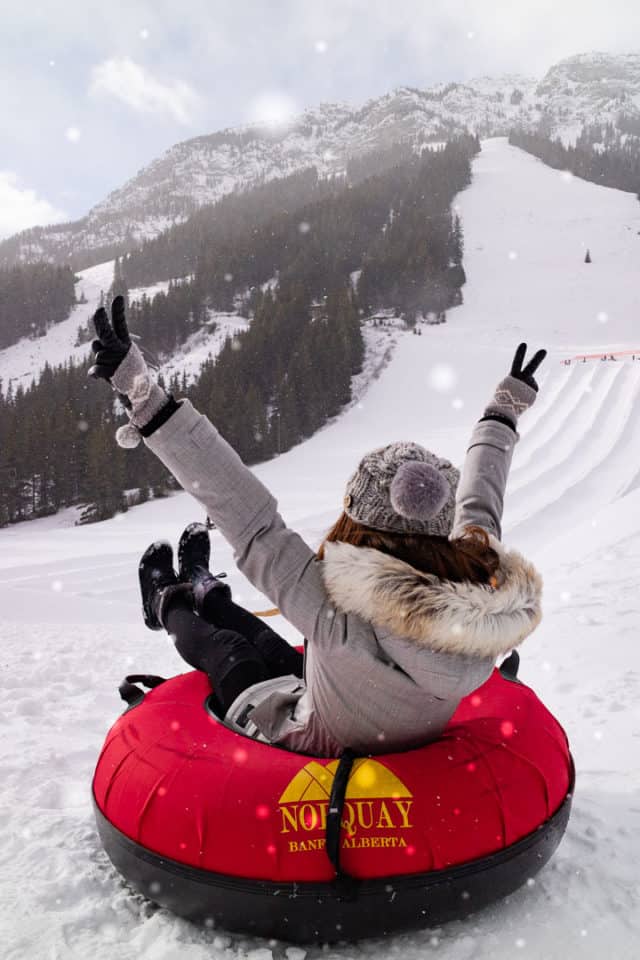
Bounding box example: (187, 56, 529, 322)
(3, 51, 640, 269)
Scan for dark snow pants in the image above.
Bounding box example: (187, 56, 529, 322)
(164, 586, 304, 716)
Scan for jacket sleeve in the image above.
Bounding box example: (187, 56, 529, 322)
(143, 400, 328, 640)
(450, 418, 519, 542)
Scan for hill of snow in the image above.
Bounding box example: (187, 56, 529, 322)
(0, 265, 255, 392)
(0, 261, 113, 392)
(2, 139, 639, 959)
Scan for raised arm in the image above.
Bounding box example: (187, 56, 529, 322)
(88, 298, 329, 640)
(142, 400, 328, 641)
(450, 343, 547, 541)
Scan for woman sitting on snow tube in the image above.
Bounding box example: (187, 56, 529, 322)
(89, 297, 548, 757)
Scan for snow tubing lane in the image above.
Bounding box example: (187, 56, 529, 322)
(92, 667, 574, 942)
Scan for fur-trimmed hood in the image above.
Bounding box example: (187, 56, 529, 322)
(320, 535, 543, 659)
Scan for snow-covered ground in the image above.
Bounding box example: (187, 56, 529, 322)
(0, 261, 114, 392)
(2, 139, 640, 959)
(157, 313, 251, 385)
(0, 265, 251, 392)
(0, 262, 187, 393)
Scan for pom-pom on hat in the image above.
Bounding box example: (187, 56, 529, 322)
(342, 441, 460, 536)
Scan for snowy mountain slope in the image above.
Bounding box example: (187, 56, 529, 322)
(4, 52, 640, 268)
(2, 138, 640, 958)
(537, 52, 640, 144)
(0, 261, 113, 391)
(0, 265, 251, 392)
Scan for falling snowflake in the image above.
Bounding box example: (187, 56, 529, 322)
(561, 170, 573, 183)
(224, 272, 233, 282)
(66, 126, 81, 143)
(508, 250, 518, 261)
(49, 60, 56, 68)
(52, 580, 63, 592)
(140, 28, 150, 40)
(500, 720, 514, 738)
(452, 397, 464, 409)
(298, 221, 311, 234)
(77, 418, 88, 432)
(467, 31, 475, 39)
(560, 591, 572, 602)
(315, 40, 328, 53)
(428, 363, 457, 392)
(597, 311, 608, 324)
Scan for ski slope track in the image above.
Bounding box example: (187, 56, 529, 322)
(1, 139, 639, 959)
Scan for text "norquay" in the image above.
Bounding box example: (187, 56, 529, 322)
(279, 799, 413, 836)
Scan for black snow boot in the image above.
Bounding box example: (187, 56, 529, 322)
(138, 540, 191, 630)
(178, 522, 231, 610)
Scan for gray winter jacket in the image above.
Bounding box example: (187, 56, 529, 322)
(144, 402, 543, 756)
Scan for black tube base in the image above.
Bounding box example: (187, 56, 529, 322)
(93, 789, 572, 944)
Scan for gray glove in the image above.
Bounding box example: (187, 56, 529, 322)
(111, 343, 168, 432)
(484, 343, 546, 424)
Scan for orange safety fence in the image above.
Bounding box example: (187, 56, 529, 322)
(561, 349, 640, 364)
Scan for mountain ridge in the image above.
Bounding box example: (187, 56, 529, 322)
(3, 50, 640, 268)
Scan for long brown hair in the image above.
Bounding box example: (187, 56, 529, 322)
(316, 512, 500, 586)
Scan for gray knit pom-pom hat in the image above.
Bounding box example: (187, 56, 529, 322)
(342, 441, 460, 536)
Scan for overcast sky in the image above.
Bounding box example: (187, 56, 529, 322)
(1, 0, 639, 238)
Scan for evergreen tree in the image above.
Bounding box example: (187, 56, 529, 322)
(0, 262, 76, 348)
(509, 127, 640, 196)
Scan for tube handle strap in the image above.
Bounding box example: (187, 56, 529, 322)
(118, 674, 168, 708)
(499, 650, 520, 682)
(325, 748, 360, 898)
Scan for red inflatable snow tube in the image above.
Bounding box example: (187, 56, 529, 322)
(92, 656, 574, 942)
